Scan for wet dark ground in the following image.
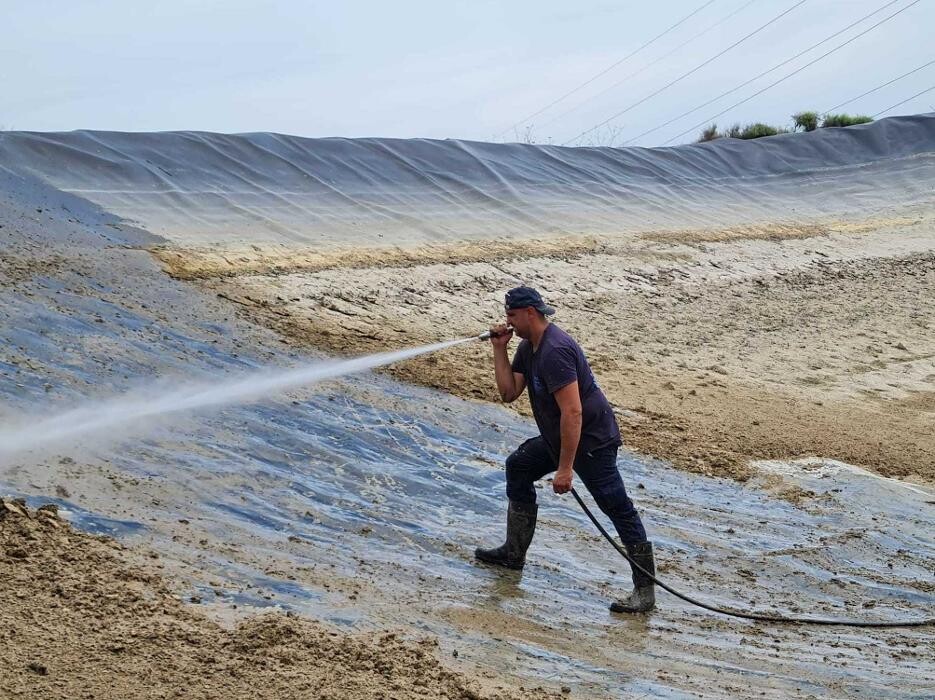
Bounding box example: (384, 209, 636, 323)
(1, 169, 933, 699)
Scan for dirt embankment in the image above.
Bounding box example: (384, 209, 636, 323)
(151, 215, 935, 486)
(0, 498, 555, 700)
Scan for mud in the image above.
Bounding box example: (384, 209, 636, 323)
(151, 218, 919, 281)
(151, 235, 608, 281)
(0, 499, 553, 700)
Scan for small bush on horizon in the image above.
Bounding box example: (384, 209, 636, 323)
(821, 113, 873, 128)
(738, 123, 788, 139)
(793, 111, 819, 132)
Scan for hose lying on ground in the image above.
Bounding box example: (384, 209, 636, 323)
(570, 488, 935, 628)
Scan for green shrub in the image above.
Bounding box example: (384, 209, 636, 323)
(696, 120, 795, 143)
(694, 111, 875, 143)
(821, 113, 873, 128)
(793, 111, 819, 132)
(738, 123, 788, 139)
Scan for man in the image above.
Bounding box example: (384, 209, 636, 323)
(474, 285, 655, 614)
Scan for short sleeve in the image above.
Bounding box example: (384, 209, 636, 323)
(542, 346, 578, 394)
(510, 341, 530, 374)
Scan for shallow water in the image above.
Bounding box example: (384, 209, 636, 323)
(1, 155, 933, 699)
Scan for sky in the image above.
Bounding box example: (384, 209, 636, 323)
(2, 0, 933, 146)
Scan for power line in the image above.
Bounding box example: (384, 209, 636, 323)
(537, 0, 760, 134)
(824, 58, 935, 114)
(873, 84, 935, 117)
(495, 0, 717, 140)
(623, 0, 903, 146)
(661, 0, 922, 145)
(563, 0, 808, 146)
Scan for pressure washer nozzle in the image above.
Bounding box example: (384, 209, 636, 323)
(478, 327, 512, 341)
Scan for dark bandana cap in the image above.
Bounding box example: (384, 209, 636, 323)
(505, 286, 555, 315)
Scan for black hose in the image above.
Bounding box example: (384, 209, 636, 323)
(570, 488, 935, 628)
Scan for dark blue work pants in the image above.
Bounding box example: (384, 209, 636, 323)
(505, 436, 647, 546)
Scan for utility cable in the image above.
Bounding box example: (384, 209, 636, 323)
(873, 84, 935, 117)
(623, 0, 903, 146)
(571, 488, 935, 628)
(824, 57, 935, 114)
(563, 0, 807, 146)
(662, 0, 922, 145)
(537, 0, 760, 134)
(496, 0, 717, 141)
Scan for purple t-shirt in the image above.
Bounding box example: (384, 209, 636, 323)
(511, 324, 621, 460)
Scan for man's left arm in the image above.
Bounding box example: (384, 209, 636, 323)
(553, 381, 582, 494)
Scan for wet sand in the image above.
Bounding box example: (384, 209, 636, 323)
(157, 210, 935, 488)
(0, 499, 553, 700)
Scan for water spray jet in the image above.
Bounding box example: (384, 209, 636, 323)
(0, 333, 488, 460)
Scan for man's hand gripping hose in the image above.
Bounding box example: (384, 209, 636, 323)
(478, 326, 513, 341)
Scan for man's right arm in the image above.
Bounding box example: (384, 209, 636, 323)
(490, 325, 526, 402)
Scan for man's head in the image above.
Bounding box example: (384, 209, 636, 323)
(504, 286, 554, 339)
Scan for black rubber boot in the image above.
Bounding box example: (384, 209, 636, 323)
(474, 500, 538, 570)
(610, 541, 656, 613)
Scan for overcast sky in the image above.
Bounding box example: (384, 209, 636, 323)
(3, 0, 933, 146)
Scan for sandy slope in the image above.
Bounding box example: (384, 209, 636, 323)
(0, 498, 554, 700)
(156, 212, 935, 487)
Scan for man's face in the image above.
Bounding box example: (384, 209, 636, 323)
(505, 307, 533, 338)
